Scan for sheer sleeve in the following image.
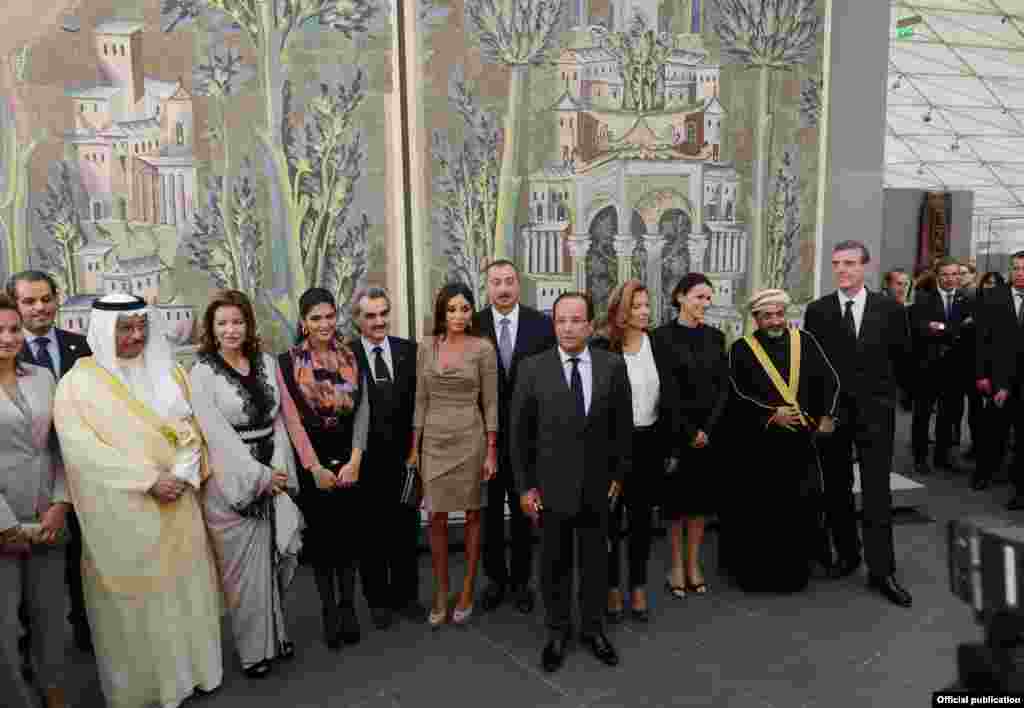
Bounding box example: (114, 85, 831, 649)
(189, 361, 272, 509)
(266, 356, 299, 492)
(275, 361, 322, 471)
(351, 372, 369, 451)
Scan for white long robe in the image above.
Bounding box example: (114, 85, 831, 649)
(54, 358, 223, 708)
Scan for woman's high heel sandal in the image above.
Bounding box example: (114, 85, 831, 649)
(452, 603, 474, 625)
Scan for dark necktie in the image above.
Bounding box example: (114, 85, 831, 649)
(843, 300, 857, 341)
(34, 337, 55, 376)
(569, 356, 585, 418)
(945, 292, 952, 320)
(498, 318, 513, 374)
(372, 345, 391, 382)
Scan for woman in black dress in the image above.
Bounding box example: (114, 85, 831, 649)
(650, 273, 728, 597)
(276, 288, 370, 650)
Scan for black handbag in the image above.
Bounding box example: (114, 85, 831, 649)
(400, 463, 422, 507)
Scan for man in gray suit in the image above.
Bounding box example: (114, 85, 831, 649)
(510, 292, 633, 673)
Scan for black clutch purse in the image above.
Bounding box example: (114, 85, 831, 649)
(400, 463, 422, 507)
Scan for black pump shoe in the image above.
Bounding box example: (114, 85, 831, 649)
(243, 660, 272, 679)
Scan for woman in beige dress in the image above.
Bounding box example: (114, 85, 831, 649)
(410, 282, 498, 628)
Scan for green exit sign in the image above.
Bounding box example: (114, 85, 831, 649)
(897, 26, 915, 38)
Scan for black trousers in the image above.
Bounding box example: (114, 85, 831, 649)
(608, 427, 659, 590)
(358, 454, 421, 610)
(820, 395, 896, 577)
(981, 395, 1022, 489)
(542, 505, 608, 637)
(912, 357, 962, 462)
(65, 510, 88, 627)
(483, 446, 534, 589)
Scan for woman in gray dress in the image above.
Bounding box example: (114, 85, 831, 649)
(410, 283, 498, 628)
(0, 293, 69, 708)
(190, 290, 303, 679)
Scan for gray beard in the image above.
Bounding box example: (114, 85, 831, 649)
(762, 328, 786, 339)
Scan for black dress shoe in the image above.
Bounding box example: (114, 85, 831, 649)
(867, 574, 912, 607)
(604, 607, 624, 624)
(829, 556, 861, 580)
(243, 660, 272, 679)
(913, 461, 932, 477)
(580, 632, 619, 667)
(72, 622, 94, 654)
(1008, 496, 1024, 511)
(542, 636, 568, 673)
(933, 454, 954, 471)
(513, 586, 535, 614)
(630, 607, 650, 623)
(370, 607, 393, 630)
(971, 477, 991, 491)
(481, 582, 506, 612)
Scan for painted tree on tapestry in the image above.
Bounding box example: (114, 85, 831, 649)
(0, 95, 39, 276)
(465, 0, 563, 261)
(162, 0, 377, 318)
(432, 69, 500, 301)
(713, 0, 819, 300)
(762, 150, 800, 290)
(35, 162, 85, 296)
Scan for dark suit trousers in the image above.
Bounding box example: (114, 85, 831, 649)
(821, 395, 895, 577)
(483, 445, 534, 589)
(358, 453, 421, 610)
(911, 355, 960, 462)
(608, 427, 658, 589)
(65, 510, 88, 626)
(983, 393, 1024, 490)
(542, 505, 608, 637)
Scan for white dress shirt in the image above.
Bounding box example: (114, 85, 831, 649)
(622, 334, 660, 427)
(23, 326, 61, 375)
(557, 345, 592, 414)
(1014, 289, 1024, 318)
(939, 288, 956, 319)
(361, 335, 393, 380)
(492, 303, 520, 350)
(837, 287, 867, 336)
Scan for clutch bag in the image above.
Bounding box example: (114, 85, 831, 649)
(400, 463, 422, 507)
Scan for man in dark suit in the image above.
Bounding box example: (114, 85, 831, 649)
(909, 257, 973, 475)
(510, 292, 633, 673)
(803, 241, 913, 607)
(474, 260, 556, 615)
(349, 286, 424, 627)
(7, 270, 93, 655)
(976, 252, 1024, 506)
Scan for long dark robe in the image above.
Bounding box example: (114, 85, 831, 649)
(726, 328, 840, 593)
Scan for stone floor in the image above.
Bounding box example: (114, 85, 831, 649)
(58, 410, 1015, 707)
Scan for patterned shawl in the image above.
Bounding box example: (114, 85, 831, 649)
(286, 336, 360, 426)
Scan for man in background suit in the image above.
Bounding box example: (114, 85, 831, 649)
(909, 257, 972, 475)
(803, 241, 913, 608)
(976, 252, 1024, 506)
(511, 292, 633, 673)
(350, 287, 424, 627)
(7, 270, 93, 654)
(475, 260, 556, 615)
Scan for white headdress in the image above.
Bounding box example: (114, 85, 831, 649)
(87, 293, 190, 419)
(747, 288, 791, 314)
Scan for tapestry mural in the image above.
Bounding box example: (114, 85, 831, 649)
(414, 0, 825, 336)
(0, 0, 396, 353)
(0, 0, 827, 347)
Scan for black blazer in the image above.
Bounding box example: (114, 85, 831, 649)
(351, 336, 417, 459)
(589, 333, 683, 458)
(976, 285, 1024, 393)
(909, 288, 973, 366)
(510, 347, 633, 516)
(803, 291, 911, 407)
(649, 322, 728, 445)
(474, 305, 557, 454)
(17, 327, 91, 379)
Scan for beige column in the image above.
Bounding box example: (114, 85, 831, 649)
(643, 233, 666, 320)
(567, 234, 591, 290)
(688, 231, 708, 273)
(612, 235, 636, 284)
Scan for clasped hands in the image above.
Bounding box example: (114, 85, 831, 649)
(312, 461, 359, 490)
(0, 503, 69, 551)
(769, 407, 834, 435)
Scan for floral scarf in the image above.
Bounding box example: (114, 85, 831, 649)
(287, 336, 360, 427)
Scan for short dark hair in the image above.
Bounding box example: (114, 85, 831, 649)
(199, 290, 261, 358)
(432, 282, 479, 338)
(6, 270, 59, 299)
(552, 291, 594, 321)
(832, 240, 871, 264)
(669, 272, 713, 311)
(883, 268, 907, 286)
(980, 271, 1006, 289)
(484, 259, 520, 279)
(935, 256, 961, 272)
(1011, 251, 1024, 263)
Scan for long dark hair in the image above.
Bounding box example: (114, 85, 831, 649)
(669, 272, 713, 311)
(296, 287, 338, 344)
(431, 282, 478, 338)
(0, 294, 27, 376)
(199, 290, 261, 358)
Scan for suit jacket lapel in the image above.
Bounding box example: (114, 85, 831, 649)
(56, 330, 74, 376)
(861, 292, 881, 341)
(389, 336, 407, 379)
(587, 349, 607, 423)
